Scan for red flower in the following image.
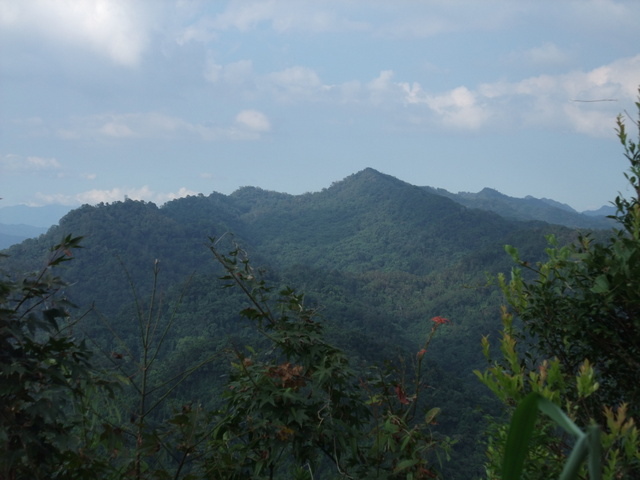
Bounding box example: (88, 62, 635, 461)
(394, 384, 410, 405)
(431, 316, 450, 325)
(416, 348, 427, 359)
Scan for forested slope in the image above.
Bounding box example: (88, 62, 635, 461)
(1, 168, 579, 478)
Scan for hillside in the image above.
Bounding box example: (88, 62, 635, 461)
(1, 168, 582, 478)
(424, 185, 612, 229)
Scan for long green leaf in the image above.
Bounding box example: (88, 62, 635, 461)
(504, 393, 602, 480)
(536, 396, 584, 438)
(559, 434, 588, 480)
(502, 392, 540, 479)
(586, 425, 602, 480)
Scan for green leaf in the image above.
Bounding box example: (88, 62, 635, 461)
(505, 245, 520, 261)
(425, 407, 441, 425)
(586, 425, 602, 480)
(558, 433, 588, 480)
(394, 458, 419, 473)
(590, 275, 610, 294)
(536, 396, 583, 438)
(502, 392, 540, 480)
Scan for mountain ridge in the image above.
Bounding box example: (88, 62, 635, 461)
(422, 182, 612, 229)
(0, 168, 612, 250)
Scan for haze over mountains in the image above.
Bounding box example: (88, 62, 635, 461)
(0, 168, 613, 250)
(0, 204, 73, 249)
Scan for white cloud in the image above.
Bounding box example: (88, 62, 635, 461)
(26, 156, 62, 169)
(100, 122, 137, 138)
(65, 112, 205, 140)
(368, 70, 394, 93)
(35, 185, 198, 206)
(235, 110, 271, 132)
(426, 87, 489, 130)
(0, 154, 61, 172)
(204, 58, 253, 85)
(263, 66, 328, 100)
(59, 111, 271, 141)
(176, 17, 218, 45)
(188, 0, 367, 36)
(475, 54, 640, 135)
(367, 70, 400, 104)
(375, 2, 525, 39)
(389, 54, 640, 134)
(0, 0, 149, 66)
(512, 42, 571, 68)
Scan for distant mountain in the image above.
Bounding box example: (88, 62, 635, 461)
(535, 196, 576, 213)
(0, 204, 73, 248)
(0, 224, 48, 250)
(0, 204, 73, 227)
(583, 204, 616, 217)
(423, 186, 612, 229)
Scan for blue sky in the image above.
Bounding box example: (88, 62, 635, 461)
(1, 0, 640, 213)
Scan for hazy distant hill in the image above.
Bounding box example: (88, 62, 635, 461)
(583, 204, 617, 217)
(0, 204, 72, 227)
(423, 185, 613, 229)
(0, 168, 588, 478)
(0, 224, 48, 249)
(0, 204, 72, 248)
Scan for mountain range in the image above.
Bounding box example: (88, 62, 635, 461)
(0, 168, 612, 249)
(423, 185, 614, 229)
(0, 168, 615, 478)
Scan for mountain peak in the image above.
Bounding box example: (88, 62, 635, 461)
(328, 168, 409, 192)
(477, 187, 507, 199)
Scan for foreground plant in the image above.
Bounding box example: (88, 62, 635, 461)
(476, 92, 640, 479)
(0, 235, 115, 479)
(202, 238, 452, 479)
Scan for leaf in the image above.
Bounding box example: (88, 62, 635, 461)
(504, 245, 520, 261)
(502, 392, 540, 480)
(394, 458, 419, 473)
(590, 275, 610, 294)
(536, 396, 583, 438)
(558, 434, 588, 480)
(425, 407, 441, 425)
(586, 425, 602, 480)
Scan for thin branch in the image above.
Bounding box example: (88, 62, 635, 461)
(571, 99, 618, 103)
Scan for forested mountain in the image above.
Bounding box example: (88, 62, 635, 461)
(423, 185, 613, 229)
(0, 171, 611, 250)
(2, 168, 584, 478)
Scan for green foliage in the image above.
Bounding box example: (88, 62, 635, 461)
(201, 237, 453, 479)
(476, 310, 640, 479)
(1, 232, 455, 479)
(502, 392, 601, 480)
(0, 235, 112, 479)
(477, 94, 640, 479)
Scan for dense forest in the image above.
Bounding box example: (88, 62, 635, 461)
(2, 109, 640, 478)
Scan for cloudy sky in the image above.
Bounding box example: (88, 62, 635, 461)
(2, 0, 640, 212)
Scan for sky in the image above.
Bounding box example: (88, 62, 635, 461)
(1, 0, 640, 214)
